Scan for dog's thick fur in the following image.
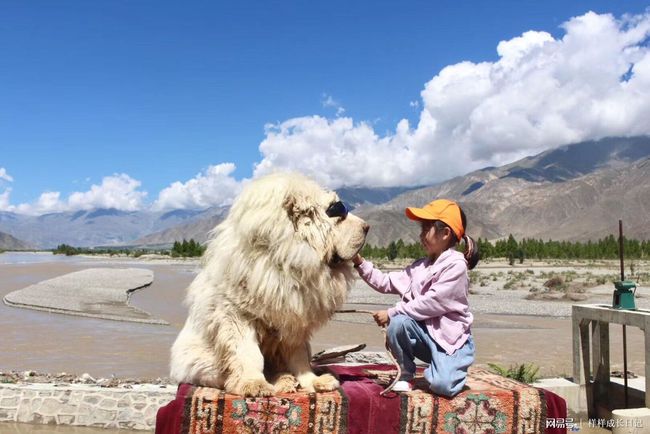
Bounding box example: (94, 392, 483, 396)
(170, 172, 368, 396)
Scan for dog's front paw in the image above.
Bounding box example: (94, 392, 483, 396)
(273, 373, 298, 394)
(312, 374, 339, 392)
(239, 379, 275, 397)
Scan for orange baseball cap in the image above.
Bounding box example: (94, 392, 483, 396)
(405, 199, 465, 240)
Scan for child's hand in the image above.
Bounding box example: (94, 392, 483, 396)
(372, 310, 390, 327)
(352, 254, 364, 266)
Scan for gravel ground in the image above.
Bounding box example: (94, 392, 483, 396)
(340, 259, 650, 321)
(0, 369, 173, 387)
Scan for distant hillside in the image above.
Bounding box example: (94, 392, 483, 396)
(0, 207, 210, 248)
(4, 136, 650, 248)
(336, 186, 422, 209)
(134, 207, 229, 245)
(133, 136, 650, 247)
(133, 187, 418, 245)
(355, 136, 650, 246)
(0, 231, 32, 250)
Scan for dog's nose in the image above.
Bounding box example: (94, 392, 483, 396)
(363, 223, 370, 234)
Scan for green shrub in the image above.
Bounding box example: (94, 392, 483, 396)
(488, 362, 540, 384)
(543, 275, 566, 291)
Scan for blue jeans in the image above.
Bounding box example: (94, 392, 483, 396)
(386, 314, 475, 397)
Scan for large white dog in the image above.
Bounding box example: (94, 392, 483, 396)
(170, 172, 368, 396)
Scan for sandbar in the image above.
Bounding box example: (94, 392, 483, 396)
(3, 268, 168, 325)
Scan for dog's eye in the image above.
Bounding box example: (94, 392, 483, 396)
(326, 201, 348, 219)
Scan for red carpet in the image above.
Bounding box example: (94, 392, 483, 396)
(156, 364, 566, 434)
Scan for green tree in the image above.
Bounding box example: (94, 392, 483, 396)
(387, 241, 398, 261)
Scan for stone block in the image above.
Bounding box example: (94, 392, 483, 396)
(132, 421, 149, 430)
(0, 397, 18, 407)
(57, 414, 75, 424)
(77, 403, 92, 415)
(99, 398, 118, 409)
(76, 414, 92, 425)
(612, 408, 650, 434)
(117, 396, 132, 407)
(31, 398, 42, 410)
(92, 408, 116, 422)
(117, 409, 133, 421)
(59, 403, 77, 414)
(39, 398, 63, 416)
(0, 408, 16, 421)
(55, 392, 70, 404)
(68, 393, 82, 405)
(532, 377, 586, 416)
(16, 404, 33, 423)
(83, 395, 100, 405)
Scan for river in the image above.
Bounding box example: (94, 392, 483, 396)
(0, 252, 197, 378)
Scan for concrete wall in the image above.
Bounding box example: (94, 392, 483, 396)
(0, 383, 175, 430)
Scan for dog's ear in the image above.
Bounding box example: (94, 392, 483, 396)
(283, 193, 316, 229)
(283, 193, 299, 228)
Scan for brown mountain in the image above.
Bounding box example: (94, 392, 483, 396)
(356, 136, 650, 246)
(134, 207, 229, 246)
(132, 136, 650, 247)
(0, 231, 32, 250)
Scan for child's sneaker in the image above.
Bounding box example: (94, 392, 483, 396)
(391, 380, 412, 392)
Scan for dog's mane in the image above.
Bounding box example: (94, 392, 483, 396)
(188, 172, 354, 345)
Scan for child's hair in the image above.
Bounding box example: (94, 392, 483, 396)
(432, 207, 480, 270)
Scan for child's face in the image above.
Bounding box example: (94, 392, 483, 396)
(420, 220, 452, 258)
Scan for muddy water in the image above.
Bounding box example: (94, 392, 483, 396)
(0, 252, 386, 379)
(0, 252, 195, 378)
(2, 252, 647, 380)
(0, 252, 642, 434)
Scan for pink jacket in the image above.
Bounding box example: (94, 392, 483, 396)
(355, 248, 473, 355)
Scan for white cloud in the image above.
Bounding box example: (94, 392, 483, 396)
(67, 174, 146, 212)
(255, 11, 650, 188)
(3, 174, 147, 215)
(153, 163, 243, 210)
(322, 93, 346, 116)
(0, 168, 13, 211)
(255, 116, 418, 188)
(15, 191, 67, 215)
(0, 167, 13, 182)
(0, 188, 11, 210)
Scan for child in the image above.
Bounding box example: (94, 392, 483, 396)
(352, 199, 479, 396)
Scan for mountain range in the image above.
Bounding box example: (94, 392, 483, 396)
(1, 136, 649, 249)
(355, 136, 650, 246)
(0, 207, 215, 249)
(0, 230, 32, 250)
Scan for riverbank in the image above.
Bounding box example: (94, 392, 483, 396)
(1, 253, 648, 378)
(1, 252, 642, 432)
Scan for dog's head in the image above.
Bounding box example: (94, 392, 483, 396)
(224, 172, 368, 273)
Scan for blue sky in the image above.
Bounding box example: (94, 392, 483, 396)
(1, 1, 649, 214)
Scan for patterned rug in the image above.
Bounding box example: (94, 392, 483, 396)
(160, 383, 347, 434)
(156, 365, 566, 434)
(332, 365, 563, 434)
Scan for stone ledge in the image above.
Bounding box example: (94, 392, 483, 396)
(0, 382, 175, 430)
(533, 376, 647, 419)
